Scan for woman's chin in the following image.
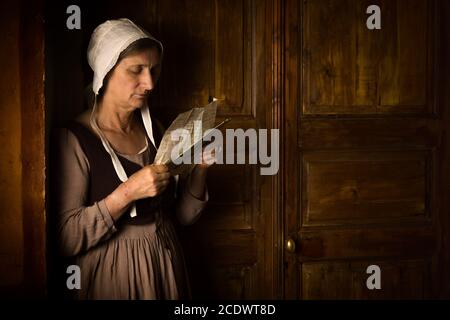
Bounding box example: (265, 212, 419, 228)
(130, 98, 146, 109)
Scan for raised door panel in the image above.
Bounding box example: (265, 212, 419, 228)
(158, 0, 254, 117)
(302, 0, 436, 115)
(302, 150, 433, 227)
(302, 259, 430, 299)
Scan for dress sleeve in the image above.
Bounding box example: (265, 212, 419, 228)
(175, 171, 209, 225)
(54, 128, 117, 257)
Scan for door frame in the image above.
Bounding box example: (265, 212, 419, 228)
(266, 0, 285, 299)
(20, 0, 47, 298)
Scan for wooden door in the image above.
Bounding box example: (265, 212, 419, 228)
(284, 0, 450, 299)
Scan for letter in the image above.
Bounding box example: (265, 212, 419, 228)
(203, 128, 224, 164)
(366, 5, 381, 30)
(203, 307, 209, 318)
(259, 129, 279, 176)
(66, 265, 81, 290)
(233, 305, 242, 314)
(171, 129, 192, 164)
(366, 264, 381, 289)
(174, 307, 180, 315)
(66, 5, 81, 30)
(183, 304, 190, 314)
(225, 305, 233, 314)
(241, 305, 254, 314)
(226, 128, 258, 165)
(268, 305, 276, 314)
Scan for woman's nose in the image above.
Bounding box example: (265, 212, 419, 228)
(141, 68, 155, 91)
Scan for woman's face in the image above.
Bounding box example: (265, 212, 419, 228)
(103, 47, 161, 110)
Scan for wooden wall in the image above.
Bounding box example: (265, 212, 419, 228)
(0, 0, 46, 297)
(0, 0, 25, 294)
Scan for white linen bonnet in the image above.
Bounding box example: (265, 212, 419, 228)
(87, 18, 163, 218)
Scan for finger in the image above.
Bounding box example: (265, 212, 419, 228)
(153, 173, 170, 185)
(157, 172, 171, 180)
(157, 183, 168, 193)
(155, 176, 170, 186)
(154, 164, 169, 173)
(150, 181, 167, 194)
(152, 164, 169, 173)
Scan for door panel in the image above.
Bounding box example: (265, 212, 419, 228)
(285, 0, 448, 299)
(302, 150, 432, 226)
(302, 259, 430, 299)
(303, 0, 435, 114)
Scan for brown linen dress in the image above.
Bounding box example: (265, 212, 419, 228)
(54, 117, 207, 300)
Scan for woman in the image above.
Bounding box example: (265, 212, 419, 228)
(55, 18, 214, 299)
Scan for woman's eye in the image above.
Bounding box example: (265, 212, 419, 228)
(130, 67, 141, 74)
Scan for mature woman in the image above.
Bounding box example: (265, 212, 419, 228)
(55, 18, 213, 299)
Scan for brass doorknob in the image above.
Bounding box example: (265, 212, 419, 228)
(285, 238, 296, 253)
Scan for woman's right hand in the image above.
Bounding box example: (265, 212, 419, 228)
(105, 164, 170, 222)
(125, 164, 171, 201)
